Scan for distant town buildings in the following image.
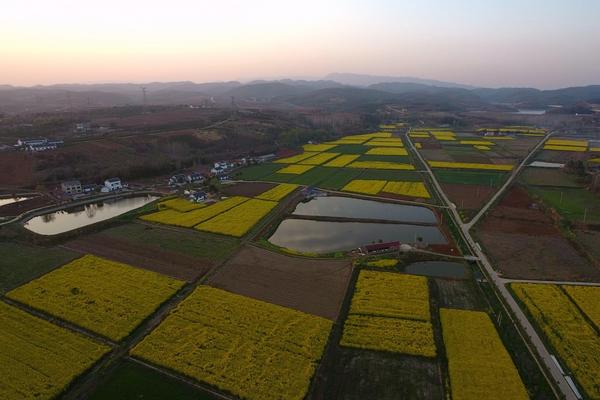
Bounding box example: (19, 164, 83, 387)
(16, 137, 64, 152)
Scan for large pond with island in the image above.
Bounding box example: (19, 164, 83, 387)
(268, 196, 447, 254)
(23, 195, 158, 235)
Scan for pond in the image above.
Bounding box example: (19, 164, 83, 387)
(268, 219, 447, 254)
(292, 196, 437, 224)
(23, 195, 159, 235)
(0, 196, 31, 207)
(402, 261, 468, 279)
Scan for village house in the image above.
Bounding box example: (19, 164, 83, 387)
(60, 180, 82, 195)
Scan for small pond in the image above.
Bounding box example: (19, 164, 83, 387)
(402, 261, 468, 279)
(23, 195, 158, 235)
(268, 219, 447, 254)
(292, 196, 437, 224)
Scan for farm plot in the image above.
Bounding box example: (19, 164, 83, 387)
(298, 152, 340, 165)
(221, 182, 277, 197)
(520, 167, 585, 188)
(433, 279, 485, 311)
(0, 242, 77, 294)
(428, 161, 513, 171)
(7, 255, 184, 341)
(234, 164, 282, 181)
(319, 348, 442, 400)
(158, 198, 205, 212)
(255, 183, 298, 201)
(341, 179, 430, 200)
(528, 186, 600, 224)
(209, 245, 352, 320)
(340, 270, 436, 357)
(0, 301, 110, 400)
(140, 196, 248, 228)
(512, 284, 600, 399)
(195, 198, 277, 237)
(440, 308, 528, 400)
(347, 161, 415, 170)
(64, 223, 239, 281)
(342, 179, 386, 195)
(89, 360, 214, 400)
(275, 152, 319, 164)
(477, 186, 600, 281)
(323, 154, 360, 167)
(131, 286, 332, 400)
(563, 285, 600, 330)
(277, 164, 315, 174)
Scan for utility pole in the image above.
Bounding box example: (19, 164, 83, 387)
(141, 87, 147, 111)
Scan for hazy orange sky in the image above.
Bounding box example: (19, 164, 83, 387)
(2, 0, 599, 88)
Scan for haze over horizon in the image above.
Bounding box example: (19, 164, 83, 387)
(2, 0, 600, 89)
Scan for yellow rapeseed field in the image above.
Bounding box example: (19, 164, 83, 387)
(299, 152, 340, 165)
(366, 259, 398, 268)
(255, 183, 298, 201)
(590, 147, 600, 152)
(428, 161, 513, 171)
(340, 271, 435, 357)
(367, 137, 404, 142)
(140, 196, 249, 227)
(382, 181, 430, 198)
(547, 138, 588, 147)
(563, 285, 600, 329)
(410, 133, 430, 138)
(274, 152, 319, 164)
(543, 145, 587, 152)
(342, 179, 387, 195)
(302, 144, 337, 152)
(158, 197, 206, 212)
(277, 164, 315, 174)
(512, 283, 600, 399)
(474, 145, 491, 151)
(487, 136, 514, 140)
(415, 142, 422, 149)
(366, 147, 408, 156)
(195, 198, 277, 237)
(0, 301, 110, 400)
(440, 308, 528, 400)
(7, 255, 184, 341)
(323, 154, 360, 167)
(325, 138, 367, 145)
(132, 286, 332, 400)
(347, 161, 415, 170)
(341, 315, 436, 357)
(589, 158, 600, 164)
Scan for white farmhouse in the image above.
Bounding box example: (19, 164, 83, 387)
(103, 177, 123, 192)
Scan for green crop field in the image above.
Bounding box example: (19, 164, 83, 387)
(359, 169, 424, 182)
(357, 155, 412, 163)
(434, 170, 508, 186)
(89, 361, 213, 400)
(521, 168, 585, 188)
(104, 223, 239, 262)
(0, 242, 78, 293)
(318, 168, 365, 190)
(331, 144, 370, 154)
(528, 187, 600, 224)
(235, 164, 281, 181)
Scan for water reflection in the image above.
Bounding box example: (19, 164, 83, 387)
(269, 219, 447, 254)
(24, 195, 158, 235)
(293, 196, 437, 224)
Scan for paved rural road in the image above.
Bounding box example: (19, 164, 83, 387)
(463, 131, 554, 230)
(406, 131, 578, 400)
(501, 277, 600, 287)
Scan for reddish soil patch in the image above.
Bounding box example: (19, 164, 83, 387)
(221, 182, 276, 197)
(0, 195, 55, 217)
(65, 235, 212, 281)
(442, 184, 495, 210)
(0, 152, 36, 187)
(208, 245, 353, 320)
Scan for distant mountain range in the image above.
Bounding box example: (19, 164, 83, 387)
(0, 74, 598, 113)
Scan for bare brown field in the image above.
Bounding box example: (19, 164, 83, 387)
(478, 186, 600, 281)
(208, 245, 353, 320)
(442, 183, 495, 210)
(419, 148, 452, 161)
(65, 234, 212, 281)
(0, 152, 36, 187)
(221, 182, 276, 197)
(0, 195, 54, 217)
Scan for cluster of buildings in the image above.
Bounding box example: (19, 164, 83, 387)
(15, 137, 64, 152)
(168, 172, 205, 187)
(60, 177, 123, 197)
(210, 154, 276, 177)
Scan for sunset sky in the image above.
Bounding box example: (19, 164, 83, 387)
(2, 0, 599, 88)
